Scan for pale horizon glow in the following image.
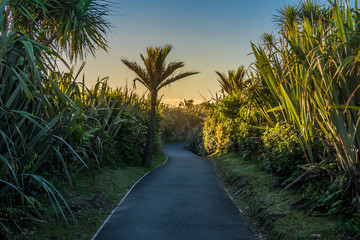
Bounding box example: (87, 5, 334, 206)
(72, 0, 329, 103)
(161, 98, 204, 107)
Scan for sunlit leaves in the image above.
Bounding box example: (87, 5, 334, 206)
(253, 0, 360, 205)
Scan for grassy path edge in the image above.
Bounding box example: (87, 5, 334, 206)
(24, 154, 167, 240)
(91, 154, 169, 239)
(210, 152, 341, 240)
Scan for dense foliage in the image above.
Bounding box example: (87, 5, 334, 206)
(0, 1, 161, 238)
(201, 0, 360, 236)
(3, 0, 360, 238)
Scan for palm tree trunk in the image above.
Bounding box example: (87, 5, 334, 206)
(143, 90, 157, 167)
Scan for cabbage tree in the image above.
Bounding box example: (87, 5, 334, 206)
(122, 45, 199, 167)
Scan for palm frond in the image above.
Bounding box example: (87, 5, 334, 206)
(157, 71, 199, 90)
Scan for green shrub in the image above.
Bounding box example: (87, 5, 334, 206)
(112, 117, 145, 166)
(216, 93, 242, 119)
(202, 98, 236, 154)
(203, 94, 263, 155)
(203, 116, 234, 154)
(203, 115, 218, 153)
(260, 122, 305, 182)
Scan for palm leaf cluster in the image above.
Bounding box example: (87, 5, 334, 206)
(5, 0, 112, 61)
(216, 66, 248, 95)
(122, 45, 199, 94)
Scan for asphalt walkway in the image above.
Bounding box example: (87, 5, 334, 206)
(93, 143, 258, 240)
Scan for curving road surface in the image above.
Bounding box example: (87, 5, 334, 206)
(93, 143, 258, 240)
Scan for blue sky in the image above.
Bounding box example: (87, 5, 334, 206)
(78, 0, 328, 103)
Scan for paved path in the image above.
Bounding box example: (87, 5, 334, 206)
(93, 143, 258, 240)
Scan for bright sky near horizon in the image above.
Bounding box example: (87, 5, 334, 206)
(77, 0, 328, 104)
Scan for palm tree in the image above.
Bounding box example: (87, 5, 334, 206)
(273, 3, 299, 33)
(122, 44, 199, 167)
(215, 66, 247, 95)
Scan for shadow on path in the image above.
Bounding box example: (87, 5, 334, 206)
(93, 143, 258, 240)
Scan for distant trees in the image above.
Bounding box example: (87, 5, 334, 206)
(122, 44, 199, 167)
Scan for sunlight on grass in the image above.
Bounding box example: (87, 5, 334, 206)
(212, 153, 339, 239)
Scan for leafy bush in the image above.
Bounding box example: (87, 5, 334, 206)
(203, 94, 262, 155)
(112, 116, 146, 166)
(260, 122, 305, 182)
(203, 114, 218, 154)
(203, 98, 235, 154)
